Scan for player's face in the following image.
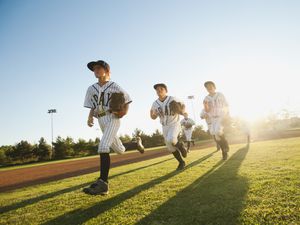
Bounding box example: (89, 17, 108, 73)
(93, 65, 110, 80)
(205, 84, 216, 95)
(156, 87, 167, 98)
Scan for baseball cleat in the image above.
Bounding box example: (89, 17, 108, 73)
(83, 179, 109, 195)
(222, 150, 228, 160)
(176, 161, 186, 171)
(136, 137, 145, 154)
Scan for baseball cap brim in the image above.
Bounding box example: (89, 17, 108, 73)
(204, 81, 216, 88)
(87, 61, 98, 71)
(87, 60, 110, 72)
(153, 83, 167, 90)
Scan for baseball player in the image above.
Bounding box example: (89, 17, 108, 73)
(180, 114, 195, 152)
(200, 109, 221, 151)
(82, 60, 144, 195)
(200, 81, 230, 160)
(150, 83, 188, 170)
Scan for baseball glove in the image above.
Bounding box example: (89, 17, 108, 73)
(109, 92, 126, 118)
(169, 101, 185, 115)
(185, 124, 193, 129)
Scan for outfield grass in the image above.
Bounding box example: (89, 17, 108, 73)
(0, 137, 299, 225)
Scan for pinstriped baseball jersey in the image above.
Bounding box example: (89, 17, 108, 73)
(203, 92, 228, 118)
(151, 96, 183, 126)
(180, 118, 195, 129)
(84, 81, 132, 154)
(84, 81, 132, 113)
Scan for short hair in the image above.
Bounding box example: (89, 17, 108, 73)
(204, 81, 216, 88)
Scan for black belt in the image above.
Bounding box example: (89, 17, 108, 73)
(98, 111, 107, 117)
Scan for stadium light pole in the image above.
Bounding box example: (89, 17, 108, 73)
(48, 109, 57, 151)
(187, 95, 196, 123)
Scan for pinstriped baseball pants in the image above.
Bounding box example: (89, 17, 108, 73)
(97, 113, 126, 154)
(162, 122, 181, 153)
(183, 128, 193, 141)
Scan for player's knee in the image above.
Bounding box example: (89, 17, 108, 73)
(165, 137, 177, 146)
(113, 146, 126, 155)
(98, 143, 111, 153)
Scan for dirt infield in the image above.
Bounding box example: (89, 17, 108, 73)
(0, 142, 214, 193)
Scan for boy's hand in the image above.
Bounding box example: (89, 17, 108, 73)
(150, 109, 158, 119)
(87, 116, 94, 127)
(152, 109, 158, 116)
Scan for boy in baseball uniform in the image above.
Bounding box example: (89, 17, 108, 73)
(180, 114, 195, 152)
(200, 81, 230, 160)
(200, 109, 221, 151)
(150, 83, 188, 170)
(83, 60, 144, 195)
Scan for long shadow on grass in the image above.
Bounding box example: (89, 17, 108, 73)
(42, 151, 217, 225)
(137, 146, 250, 225)
(0, 157, 174, 214)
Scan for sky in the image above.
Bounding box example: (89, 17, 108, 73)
(0, 0, 300, 145)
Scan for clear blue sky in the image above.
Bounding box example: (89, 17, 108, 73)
(1, 0, 300, 145)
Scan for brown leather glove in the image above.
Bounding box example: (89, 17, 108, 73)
(109, 92, 126, 118)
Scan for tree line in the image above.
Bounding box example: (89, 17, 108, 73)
(0, 126, 210, 167)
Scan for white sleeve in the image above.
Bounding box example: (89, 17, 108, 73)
(219, 93, 229, 115)
(200, 109, 206, 118)
(190, 119, 195, 125)
(84, 86, 97, 109)
(203, 96, 210, 104)
(151, 101, 157, 111)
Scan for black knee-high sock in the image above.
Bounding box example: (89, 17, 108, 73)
(219, 135, 229, 150)
(187, 141, 191, 149)
(100, 153, 110, 183)
(172, 151, 184, 163)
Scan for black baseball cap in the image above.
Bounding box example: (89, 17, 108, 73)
(153, 83, 168, 91)
(87, 60, 110, 72)
(204, 81, 216, 88)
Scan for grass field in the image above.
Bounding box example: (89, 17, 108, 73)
(0, 137, 299, 225)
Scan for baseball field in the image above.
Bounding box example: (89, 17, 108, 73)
(0, 137, 299, 225)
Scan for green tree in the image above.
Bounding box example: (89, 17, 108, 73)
(192, 125, 211, 140)
(0, 146, 10, 165)
(150, 129, 165, 147)
(120, 134, 132, 143)
(34, 137, 52, 161)
(53, 136, 74, 159)
(73, 139, 89, 156)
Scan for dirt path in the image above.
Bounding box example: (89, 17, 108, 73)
(1, 133, 299, 193)
(0, 142, 214, 193)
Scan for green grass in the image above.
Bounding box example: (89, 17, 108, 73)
(0, 137, 299, 225)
